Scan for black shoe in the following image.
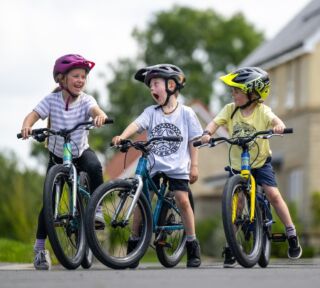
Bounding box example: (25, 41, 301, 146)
(288, 236, 302, 259)
(222, 247, 236, 268)
(127, 238, 139, 268)
(186, 240, 201, 268)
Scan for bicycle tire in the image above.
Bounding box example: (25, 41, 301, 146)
(155, 190, 194, 267)
(222, 175, 263, 268)
(258, 199, 272, 268)
(43, 165, 86, 269)
(79, 172, 94, 269)
(85, 179, 153, 269)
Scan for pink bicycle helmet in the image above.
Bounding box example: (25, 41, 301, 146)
(53, 54, 95, 82)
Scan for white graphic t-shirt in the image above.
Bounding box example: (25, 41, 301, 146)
(134, 104, 203, 180)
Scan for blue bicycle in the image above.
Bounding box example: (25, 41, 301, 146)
(85, 136, 194, 269)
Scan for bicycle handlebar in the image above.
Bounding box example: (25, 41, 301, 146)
(193, 128, 293, 148)
(17, 118, 114, 140)
(110, 136, 183, 153)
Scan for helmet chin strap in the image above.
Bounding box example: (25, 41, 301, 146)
(155, 79, 177, 110)
(59, 83, 79, 111)
(230, 94, 260, 119)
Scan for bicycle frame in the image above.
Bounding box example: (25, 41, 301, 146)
(123, 154, 184, 234)
(236, 146, 257, 223)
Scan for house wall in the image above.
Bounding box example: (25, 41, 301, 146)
(264, 43, 320, 228)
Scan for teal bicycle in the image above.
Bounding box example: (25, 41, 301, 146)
(17, 119, 113, 269)
(85, 136, 194, 269)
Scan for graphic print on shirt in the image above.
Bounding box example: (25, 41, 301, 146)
(150, 123, 182, 156)
(232, 122, 256, 150)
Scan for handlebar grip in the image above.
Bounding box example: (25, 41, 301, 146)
(193, 140, 202, 147)
(283, 128, 293, 134)
(104, 118, 114, 124)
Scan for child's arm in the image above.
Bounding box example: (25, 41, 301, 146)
(90, 106, 107, 127)
(20, 111, 40, 139)
(201, 120, 220, 143)
(189, 141, 199, 184)
(272, 116, 286, 133)
(112, 122, 140, 145)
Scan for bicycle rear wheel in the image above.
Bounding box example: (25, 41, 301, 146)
(258, 198, 272, 268)
(85, 180, 152, 269)
(155, 190, 194, 268)
(222, 175, 263, 268)
(43, 165, 86, 269)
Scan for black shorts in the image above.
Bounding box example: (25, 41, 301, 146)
(152, 174, 191, 193)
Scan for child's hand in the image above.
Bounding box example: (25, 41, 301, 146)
(273, 124, 285, 134)
(93, 115, 107, 127)
(112, 135, 122, 145)
(200, 134, 211, 144)
(189, 165, 198, 184)
(20, 127, 32, 139)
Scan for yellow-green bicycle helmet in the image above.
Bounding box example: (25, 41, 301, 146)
(220, 67, 270, 101)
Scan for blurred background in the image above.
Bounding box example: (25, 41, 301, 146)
(1, 0, 319, 263)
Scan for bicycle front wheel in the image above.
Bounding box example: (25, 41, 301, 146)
(155, 190, 194, 268)
(43, 165, 86, 269)
(78, 172, 94, 269)
(222, 175, 263, 268)
(85, 180, 153, 269)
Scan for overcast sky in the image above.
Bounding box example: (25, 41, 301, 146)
(0, 0, 312, 169)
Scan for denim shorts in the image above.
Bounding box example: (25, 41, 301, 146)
(228, 157, 278, 187)
(152, 174, 191, 193)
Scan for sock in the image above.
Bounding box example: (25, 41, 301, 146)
(34, 239, 46, 252)
(285, 225, 296, 238)
(186, 234, 196, 242)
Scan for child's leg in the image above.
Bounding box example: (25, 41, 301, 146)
(175, 190, 195, 237)
(263, 184, 302, 259)
(262, 185, 295, 229)
(175, 190, 201, 267)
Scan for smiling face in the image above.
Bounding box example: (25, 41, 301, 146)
(63, 68, 87, 96)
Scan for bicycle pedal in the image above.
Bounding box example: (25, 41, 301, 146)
(271, 233, 287, 242)
(155, 241, 172, 248)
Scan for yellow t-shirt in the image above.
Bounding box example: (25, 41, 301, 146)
(214, 103, 276, 170)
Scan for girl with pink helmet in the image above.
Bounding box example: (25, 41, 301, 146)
(20, 54, 108, 270)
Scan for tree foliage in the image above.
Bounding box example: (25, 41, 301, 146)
(91, 6, 264, 151)
(0, 151, 44, 242)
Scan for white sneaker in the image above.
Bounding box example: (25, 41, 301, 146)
(95, 209, 105, 230)
(33, 250, 51, 270)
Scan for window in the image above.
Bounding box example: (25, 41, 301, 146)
(285, 63, 295, 110)
(287, 168, 304, 204)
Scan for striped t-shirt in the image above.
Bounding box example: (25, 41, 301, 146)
(34, 91, 97, 158)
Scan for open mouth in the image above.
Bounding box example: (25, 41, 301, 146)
(152, 93, 160, 100)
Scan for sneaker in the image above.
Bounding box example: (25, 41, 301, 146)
(186, 239, 201, 268)
(288, 235, 302, 259)
(222, 247, 236, 268)
(95, 209, 105, 230)
(127, 238, 139, 269)
(33, 250, 51, 270)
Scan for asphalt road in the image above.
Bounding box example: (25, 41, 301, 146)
(1, 259, 319, 288)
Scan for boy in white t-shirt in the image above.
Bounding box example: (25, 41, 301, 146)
(112, 64, 203, 268)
